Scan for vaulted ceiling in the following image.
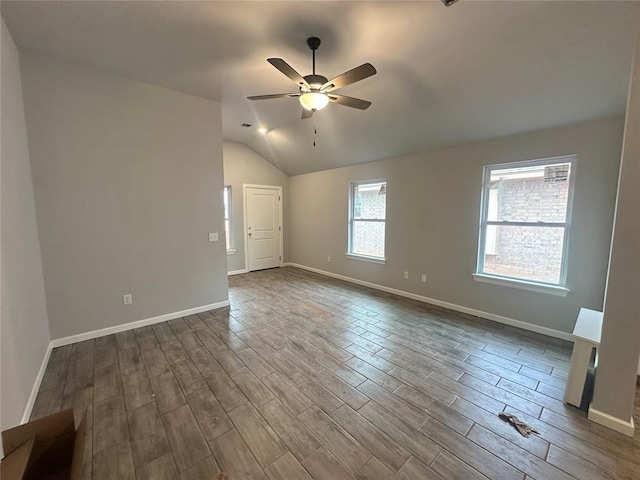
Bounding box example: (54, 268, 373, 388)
(2, 1, 638, 175)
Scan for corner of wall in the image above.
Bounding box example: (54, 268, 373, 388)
(1, 17, 52, 430)
(590, 31, 640, 432)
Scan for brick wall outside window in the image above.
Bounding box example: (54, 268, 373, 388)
(484, 177, 569, 283)
(352, 186, 386, 257)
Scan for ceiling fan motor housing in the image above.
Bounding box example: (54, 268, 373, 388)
(303, 74, 329, 91)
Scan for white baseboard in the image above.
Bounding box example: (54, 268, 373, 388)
(228, 269, 249, 276)
(588, 407, 635, 437)
(50, 300, 230, 348)
(21, 300, 230, 426)
(21, 343, 53, 424)
(286, 263, 573, 342)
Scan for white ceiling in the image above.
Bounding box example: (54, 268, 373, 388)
(2, 1, 638, 175)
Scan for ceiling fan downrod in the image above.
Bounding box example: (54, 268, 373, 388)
(307, 37, 321, 75)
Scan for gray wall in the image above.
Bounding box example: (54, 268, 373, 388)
(289, 117, 623, 334)
(592, 35, 640, 424)
(20, 52, 228, 340)
(223, 141, 289, 273)
(1, 19, 51, 430)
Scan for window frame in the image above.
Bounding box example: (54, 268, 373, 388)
(347, 179, 387, 263)
(223, 185, 235, 253)
(475, 155, 576, 292)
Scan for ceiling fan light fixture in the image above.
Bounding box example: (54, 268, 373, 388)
(249, 37, 376, 118)
(299, 92, 329, 111)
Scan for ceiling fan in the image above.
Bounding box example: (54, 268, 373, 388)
(248, 37, 376, 120)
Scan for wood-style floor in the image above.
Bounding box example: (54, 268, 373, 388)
(32, 266, 640, 479)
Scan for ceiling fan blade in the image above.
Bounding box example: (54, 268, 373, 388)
(247, 93, 300, 100)
(301, 108, 314, 120)
(328, 94, 372, 110)
(322, 63, 377, 91)
(267, 58, 310, 88)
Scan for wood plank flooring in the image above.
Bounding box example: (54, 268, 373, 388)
(32, 266, 640, 479)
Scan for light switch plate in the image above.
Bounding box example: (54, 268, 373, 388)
(209, 232, 218, 242)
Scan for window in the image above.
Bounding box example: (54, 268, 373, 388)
(348, 180, 387, 261)
(223, 185, 233, 251)
(476, 156, 575, 289)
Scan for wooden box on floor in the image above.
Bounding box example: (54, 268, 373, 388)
(1, 409, 86, 480)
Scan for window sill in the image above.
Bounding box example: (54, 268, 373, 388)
(345, 253, 386, 265)
(226, 249, 237, 255)
(472, 273, 569, 297)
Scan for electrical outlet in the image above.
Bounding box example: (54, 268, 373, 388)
(123, 294, 133, 305)
(209, 232, 219, 242)
(327, 256, 331, 263)
(421, 274, 427, 283)
(403, 271, 409, 279)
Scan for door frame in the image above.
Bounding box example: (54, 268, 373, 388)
(243, 184, 284, 272)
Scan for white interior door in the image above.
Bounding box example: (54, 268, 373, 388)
(245, 185, 282, 271)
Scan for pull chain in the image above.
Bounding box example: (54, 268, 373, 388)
(313, 111, 318, 147)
